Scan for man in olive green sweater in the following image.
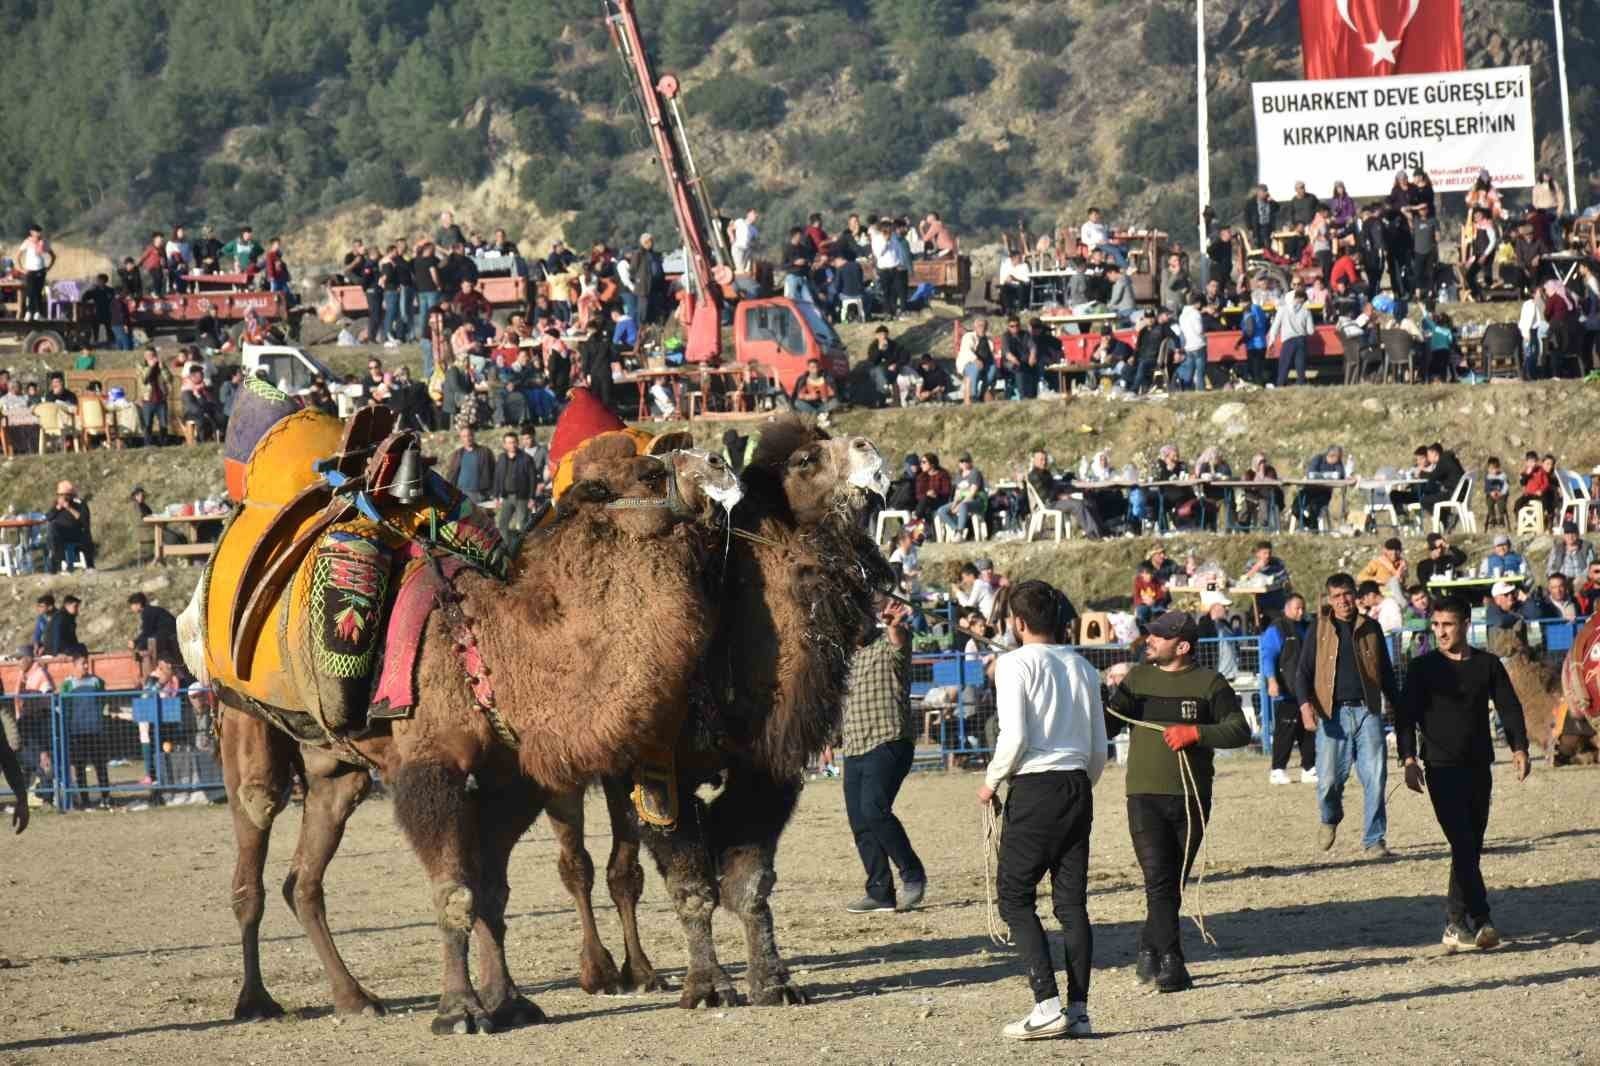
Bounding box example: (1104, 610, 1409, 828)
(1106, 610, 1251, 993)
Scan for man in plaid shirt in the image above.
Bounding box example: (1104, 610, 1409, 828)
(839, 598, 926, 913)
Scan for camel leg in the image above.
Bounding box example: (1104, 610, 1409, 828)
(391, 761, 494, 1035)
(471, 775, 547, 1028)
(546, 788, 624, 995)
(221, 708, 293, 1022)
(601, 774, 665, 992)
(641, 782, 739, 1010)
(707, 768, 805, 1006)
(280, 747, 383, 1017)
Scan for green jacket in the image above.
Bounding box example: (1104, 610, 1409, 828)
(1106, 663, 1250, 797)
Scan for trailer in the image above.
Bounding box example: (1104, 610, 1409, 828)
(0, 278, 96, 354)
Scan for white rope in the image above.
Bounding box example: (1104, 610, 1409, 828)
(981, 797, 1013, 946)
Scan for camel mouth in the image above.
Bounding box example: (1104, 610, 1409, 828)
(845, 443, 890, 498)
(671, 449, 743, 516)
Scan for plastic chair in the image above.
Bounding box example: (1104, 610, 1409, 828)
(35, 402, 78, 454)
(1557, 470, 1591, 533)
(1431, 475, 1476, 534)
(839, 296, 866, 323)
(77, 394, 119, 449)
(1024, 480, 1068, 542)
(1379, 329, 1420, 383)
(1516, 501, 1545, 537)
(874, 509, 912, 546)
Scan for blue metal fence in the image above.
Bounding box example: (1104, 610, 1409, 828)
(0, 688, 223, 812)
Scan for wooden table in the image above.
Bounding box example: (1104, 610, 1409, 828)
(1045, 363, 1096, 397)
(144, 512, 229, 564)
(615, 367, 688, 421)
(1169, 583, 1279, 627)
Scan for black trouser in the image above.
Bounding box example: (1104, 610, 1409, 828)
(70, 738, 112, 805)
(1315, 250, 1333, 284)
(23, 270, 48, 317)
(1412, 251, 1438, 298)
(1270, 698, 1315, 772)
(1424, 764, 1493, 925)
(880, 268, 908, 317)
(47, 531, 94, 572)
(843, 738, 923, 904)
(365, 288, 383, 338)
(1128, 791, 1210, 960)
(996, 770, 1092, 1005)
(1245, 346, 1268, 386)
(1465, 260, 1488, 300)
(1363, 256, 1384, 298)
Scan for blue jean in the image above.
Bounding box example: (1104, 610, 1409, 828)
(1315, 702, 1388, 847)
(934, 500, 978, 537)
(961, 361, 996, 400)
(383, 290, 408, 342)
(111, 325, 133, 350)
(1277, 336, 1309, 386)
(843, 739, 924, 904)
(416, 290, 442, 378)
(1177, 348, 1206, 390)
(1522, 337, 1542, 380)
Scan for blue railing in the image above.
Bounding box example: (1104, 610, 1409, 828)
(1, 689, 222, 811)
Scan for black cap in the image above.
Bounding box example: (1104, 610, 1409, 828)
(1563, 520, 1580, 534)
(1146, 610, 1199, 644)
(129, 485, 146, 499)
(1383, 537, 1404, 552)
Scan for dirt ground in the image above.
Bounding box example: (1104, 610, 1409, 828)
(0, 755, 1595, 1066)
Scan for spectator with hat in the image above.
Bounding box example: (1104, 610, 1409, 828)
(934, 454, 987, 540)
(1197, 589, 1241, 678)
(1484, 534, 1525, 577)
(1486, 580, 1540, 629)
(1357, 580, 1404, 635)
(1357, 538, 1407, 599)
(1547, 521, 1595, 582)
(46, 480, 95, 573)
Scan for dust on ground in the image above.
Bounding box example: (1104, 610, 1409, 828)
(0, 757, 1595, 1066)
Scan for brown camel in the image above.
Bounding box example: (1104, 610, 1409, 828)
(550, 417, 894, 1009)
(215, 441, 740, 1031)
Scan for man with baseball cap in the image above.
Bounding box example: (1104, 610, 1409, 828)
(1105, 609, 1250, 992)
(45, 480, 94, 573)
(1484, 533, 1524, 577)
(1546, 520, 1595, 583)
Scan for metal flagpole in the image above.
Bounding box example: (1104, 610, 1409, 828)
(1552, 0, 1578, 211)
(1196, 0, 1211, 272)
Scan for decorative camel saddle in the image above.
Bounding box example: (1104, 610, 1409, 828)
(1557, 613, 1600, 739)
(195, 380, 508, 749)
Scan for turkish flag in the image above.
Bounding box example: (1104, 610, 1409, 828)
(1299, 0, 1464, 80)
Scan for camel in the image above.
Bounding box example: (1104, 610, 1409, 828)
(550, 417, 894, 1009)
(1487, 619, 1599, 766)
(209, 439, 742, 1031)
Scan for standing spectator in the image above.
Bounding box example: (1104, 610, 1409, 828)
(872, 221, 910, 319)
(47, 480, 95, 573)
(1236, 297, 1271, 386)
(1268, 289, 1315, 387)
(730, 209, 760, 275)
(490, 430, 536, 543)
(1205, 227, 1236, 295)
(138, 346, 169, 446)
(1175, 294, 1207, 391)
(221, 226, 263, 273)
(137, 231, 168, 298)
(61, 655, 111, 809)
(1106, 610, 1250, 993)
(1285, 181, 1319, 226)
(0, 719, 28, 834)
(182, 367, 225, 441)
(1396, 597, 1529, 952)
(1412, 201, 1440, 299)
(444, 426, 495, 505)
(1242, 185, 1279, 250)
(1160, 253, 1192, 314)
(261, 237, 290, 293)
(14, 223, 55, 321)
(627, 234, 664, 339)
(412, 239, 444, 376)
(979, 581, 1103, 1040)
(913, 452, 952, 525)
(1106, 265, 1138, 325)
(782, 227, 817, 304)
(1463, 207, 1496, 303)
(13, 655, 55, 807)
(839, 599, 925, 914)
(1261, 593, 1314, 785)
(1546, 520, 1595, 581)
(127, 593, 182, 665)
(934, 454, 986, 539)
(1294, 572, 1401, 858)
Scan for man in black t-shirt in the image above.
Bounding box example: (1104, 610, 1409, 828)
(412, 241, 443, 377)
(1397, 596, 1529, 952)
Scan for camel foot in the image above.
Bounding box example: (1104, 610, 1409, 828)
(487, 994, 546, 1029)
(678, 968, 741, 1010)
(233, 986, 286, 1022)
(577, 945, 623, 995)
(620, 960, 667, 994)
(749, 980, 808, 1007)
(333, 988, 386, 1018)
(431, 995, 496, 1036)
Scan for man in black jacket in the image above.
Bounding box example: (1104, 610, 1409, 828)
(1263, 594, 1313, 784)
(1359, 204, 1387, 299)
(43, 595, 87, 658)
(628, 234, 664, 331)
(1397, 596, 1529, 951)
(127, 592, 181, 664)
(491, 430, 537, 543)
(1242, 186, 1278, 250)
(47, 480, 95, 573)
(443, 426, 496, 504)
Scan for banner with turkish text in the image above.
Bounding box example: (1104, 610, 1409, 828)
(1252, 66, 1535, 197)
(1299, 0, 1463, 80)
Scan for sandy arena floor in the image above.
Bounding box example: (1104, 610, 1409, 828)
(0, 756, 1595, 1065)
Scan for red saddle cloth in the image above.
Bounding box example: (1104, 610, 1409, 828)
(369, 550, 468, 720)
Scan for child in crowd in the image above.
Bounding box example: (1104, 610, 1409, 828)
(1483, 456, 1509, 528)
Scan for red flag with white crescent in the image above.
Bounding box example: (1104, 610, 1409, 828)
(1299, 0, 1463, 79)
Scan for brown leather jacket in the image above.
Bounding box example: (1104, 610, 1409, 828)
(1297, 606, 1398, 718)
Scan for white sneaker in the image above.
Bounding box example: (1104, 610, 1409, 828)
(186, 790, 209, 805)
(1301, 768, 1318, 784)
(1269, 769, 1292, 785)
(1003, 1008, 1067, 1041)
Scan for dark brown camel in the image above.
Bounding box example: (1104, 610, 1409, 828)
(549, 418, 894, 1008)
(216, 442, 739, 1031)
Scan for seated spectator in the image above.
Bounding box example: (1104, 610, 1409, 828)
(918, 213, 957, 259)
(1292, 444, 1346, 529)
(1483, 455, 1510, 527)
(1357, 579, 1403, 634)
(43, 594, 87, 657)
(888, 529, 921, 593)
(1540, 452, 1562, 517)
(47, 480, 95, 573)
(1148, 444, 1199, 529)
(1487, 579, 1542, 629)
(1132, 560, 1169, 625)
(1415, 531, 1468, 586)
(126, 591, 181, 663)
(1577, 560, 1600, 615)
(181, 367, 225, 441)
(1105, 264, 1137, 325)
(1024, 448, 1104, 538)
(883, 453, 919, 513)
(1238, 452, 1283, 529)
(1079, 207, 1126, 267)
(1357, 537, 1407, 598)
(1547, 520, 1596, 581)
(1239, 539, 1290, 614)
(1514, 450, 1549, 520)
(953, 560, 996, 619)
(1401, 584, 1436, 655)
(1545, 573, 1580, 621)
(934, 454, 987, 539)
(955, 318, 998, 404)
(1193, 446, 1232, 526)
(912, 452, 952, 525)
(791, 358, 838, 418)
(912, 353, 952, 404)
(1088, 324, 1136, 389)
(1485, 533, 1525, 577)
(1197, 590, 1241, 678)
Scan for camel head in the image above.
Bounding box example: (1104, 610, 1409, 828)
(565, 435, 701, 538)
(663, 448, 743, 520)
(780, 435, 888, 527)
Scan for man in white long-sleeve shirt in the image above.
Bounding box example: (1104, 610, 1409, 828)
(1268, 287, 1316, 388)
(976, 580, 1107, 1041)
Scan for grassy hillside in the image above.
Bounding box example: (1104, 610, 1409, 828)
(8, 0, 1600, 271)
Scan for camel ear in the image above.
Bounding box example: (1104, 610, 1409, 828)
(567, 479, 615, 504)
(646, 430, 693, 456)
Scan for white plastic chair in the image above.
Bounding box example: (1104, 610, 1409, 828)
(1024, 480, 1067, 542)
(1557, 469, 1591, 533)
(839, 296, 866, 323)
(874, 509, 912, 546)
(1432, 475, 1476, 534)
